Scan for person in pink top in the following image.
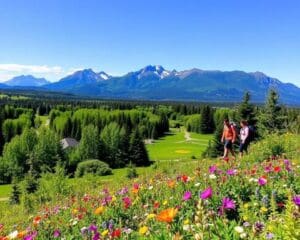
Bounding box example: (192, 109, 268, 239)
(239, 120, 249, 158)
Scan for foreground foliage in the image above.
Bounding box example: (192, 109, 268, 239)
(0, 134, 299, 239)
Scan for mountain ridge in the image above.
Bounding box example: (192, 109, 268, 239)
(1, 65, 300, 105)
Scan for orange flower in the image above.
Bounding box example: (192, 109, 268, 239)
(17, 231, 26, 238)
(33, 216, 42, 226)
(156, 208, 178, 223)
(94, 206, 105, 215)
(167, 180, 176, 188)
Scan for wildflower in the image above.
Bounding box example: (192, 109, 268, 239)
(139, 226, 148, 235)
(222, 197, 236, 210)
(240, 233, 247, 239)
(258, 176, 267, 186)
(122, 197, 131, 209)
(111, 228, 121, 238)
(81, 227, 88, 236)
(17, 231, 26, 238)
(23, 231, 37, 240)
(234, 226, 244, 233)
(227, 169, 237, 175)
(7, 230, 18, 239)
(209, 174, 217, 179)
(183, 191, 192, 201)
(147, 213, 156, 219)
(209, 165, 217, 174)
(132, 183, 139, 194)
(93, 232, 100, 240)
(260, 206, 268, 213)
(181, 175, 189, 182)
(89, 224, 98, 233)
(253, 221, 264, 233)
(163, 200, 168, 205)
(293, 195, 300, 206)
(266, 233, 274, 239)
(33, 216, 41, 226)
(200, 187, 212, 200)
(167, 180, 176, 188)
(194, 182, 201, 187)
(153, 201, 160, 208)
(156, 208, 178, 223)
(101, 230, 109, 237)
(94, 206, 105, 215)
(53, 229, 61, 238)
(273, 166, 281, 173)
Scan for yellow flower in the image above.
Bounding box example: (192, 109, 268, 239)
(260, 206, 268, 213)
(163, 200, 168, 205)
(243, 203, 249, 209)
(101, 229, 109, 236)
(94, 206, 105, 215)
(72, 208, 78, 214)
(112, 195, 117, 202)
(183, 219, 189, 225)
(147, 213, 156, 219)
(243, 215, 248, 221)
(139, 226, 148, 235)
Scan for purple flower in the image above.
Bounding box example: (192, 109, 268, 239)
(253, 221, 264, 233)
(293, 195, 300, 206)
(24, 231, 37, 240)
(53, 229, 61, 238)
(226, 169, 237, 176)
(81, 227, 88, 235)
(200, 187, 213, 200)
(209, 165, 217, 174)
(183, 191, 192, 201)
(93, 232, 100, 240)
(266, 233, 274, 239)
(258, 177, 267, 186)
(222, 197, 236, 209)
(89, 224, 98, 232)
(117, 187, 128, 195)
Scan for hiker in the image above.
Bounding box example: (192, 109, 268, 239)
(220, 118, 236, 160)
(239, 120, 249, 158)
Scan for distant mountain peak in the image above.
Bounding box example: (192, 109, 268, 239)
(98, 71, 111, 80)
(138, 65, 170, 79)
(4, 75, 49, 87)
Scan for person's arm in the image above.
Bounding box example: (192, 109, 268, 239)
(243, 127, 249, 143)
(221, 128, 225, 142)
(232, 125, 236, 142)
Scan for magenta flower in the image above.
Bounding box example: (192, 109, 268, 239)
(200, 187, 213, 199)
(53, 229, 61, 238)
(209, 165, 217, 174)
(183, 191, 192, 201)
(293, 195, 300, 206)
(122, 196, 132, 208)
(89, 224, 98, 232)
(222, 197, 236, 209)
(24, 231, 37, 240)
(93, 232, 100, 240)
(226, 169, 237, 175)
(258, 177, 267, 186)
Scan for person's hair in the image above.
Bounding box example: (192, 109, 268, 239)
(240, 120, 248, 126)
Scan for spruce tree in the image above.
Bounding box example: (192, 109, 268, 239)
(238, 91, 256, 125)
(9, 181, 21, 205)
(200, 105, 215, 134)
(129, 128, 150, 166)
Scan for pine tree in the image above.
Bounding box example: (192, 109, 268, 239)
(129, 128, 150, 166)
(200, 105, 215, 134)
(9, 181, 21, 205)
(238, 91, 256, 125)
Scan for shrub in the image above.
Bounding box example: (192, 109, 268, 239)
(75, 159, 112, 177)
(126, 162, 138, 179)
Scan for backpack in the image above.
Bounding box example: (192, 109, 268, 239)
(230, 122, 238, 138)
(247, 125, 255, 142)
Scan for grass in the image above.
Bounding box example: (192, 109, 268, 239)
(146, 128, 213, 161)
(0, 128, 212, 199)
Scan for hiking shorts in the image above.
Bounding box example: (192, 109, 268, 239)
(224, 140, 233, 149)
(239, 142, 249, 153)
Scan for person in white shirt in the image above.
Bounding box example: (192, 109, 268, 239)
(239, 120, 249, 158)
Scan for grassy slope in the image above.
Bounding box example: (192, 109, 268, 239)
(146, 128, 213, 160)
(0, 128, 212, 199)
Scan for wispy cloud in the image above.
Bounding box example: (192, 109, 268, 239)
(0, 63, 65, 82)
(0, 64, 63, 74)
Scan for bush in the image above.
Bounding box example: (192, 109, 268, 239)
(126, 162, 138, 179)
(75, 159, 112, 177)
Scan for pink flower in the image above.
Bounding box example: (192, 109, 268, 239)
(183, 191, 192, 201)
(209, 165, 217, 174)
(226, 169, 237, 175)
(293, 195, 300, 206)
(53, 229, 61, 238)
(200, 187, 213, 200)
(258, 176, 267, 186)
(122, 196, 132, 209)
(222, 197, 235, 209)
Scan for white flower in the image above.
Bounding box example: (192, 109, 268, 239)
(209, 174, 217, 179)
(194, 182, 201, 187)
(148, 186, 153, 190)
(8, 230, 18, 239)
(183, 225, 191, 231)
(240, 233, 247, 238)
(234, 226, 244, 233)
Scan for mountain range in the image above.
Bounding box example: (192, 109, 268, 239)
(1, 65, 300, 105)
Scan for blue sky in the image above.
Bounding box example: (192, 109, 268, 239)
(0, 0, 300, 86)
